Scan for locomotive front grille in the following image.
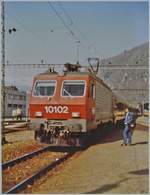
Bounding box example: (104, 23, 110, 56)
(45, 120, 67, 132)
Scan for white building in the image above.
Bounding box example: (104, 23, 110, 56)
(5, 86, 26, 118)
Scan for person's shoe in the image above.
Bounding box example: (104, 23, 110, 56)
(127, 143, 132, 146)
(121, 143, 127, 146)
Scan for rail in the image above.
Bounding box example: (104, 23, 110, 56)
(2, 146, 51, 169)
(5, 152, 73, 194)
(2, 145, 80, 170)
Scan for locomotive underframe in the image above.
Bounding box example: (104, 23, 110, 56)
(29, 117, 115, 147)
(29, 118, 89, 146)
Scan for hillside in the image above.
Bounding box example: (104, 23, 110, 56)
(99, 42, 149, 104)
(101, 42, 148, 66)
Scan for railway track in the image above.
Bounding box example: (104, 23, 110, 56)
(3, 123, 147, 193)
(2, 145, 79, 169)
(4, 152, 73, 194)
(2, 145, 79, 194)
(3, 145, 52, 169)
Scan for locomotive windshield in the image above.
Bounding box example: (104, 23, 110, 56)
(34, 81, 56, 96)
(62, 80, 85, 96)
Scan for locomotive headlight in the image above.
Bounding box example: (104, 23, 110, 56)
(35, 111, 43, 117)
(72, 112, 80, 118)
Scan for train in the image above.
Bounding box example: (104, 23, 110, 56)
(28, 63, 126, 147)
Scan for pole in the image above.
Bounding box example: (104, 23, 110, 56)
(77, 44, 79, 64)
(76, 40, 80, 64)
(1, 1, 7, 143)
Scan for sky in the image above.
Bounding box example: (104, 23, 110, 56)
(4, 1, 149, 90)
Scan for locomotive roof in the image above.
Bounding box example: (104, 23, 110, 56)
(35, 71, 112, 91)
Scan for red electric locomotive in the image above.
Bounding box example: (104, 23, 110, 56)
(28, 63, 116, 146)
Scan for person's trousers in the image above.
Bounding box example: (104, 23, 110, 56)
(123, 124, 132, 144)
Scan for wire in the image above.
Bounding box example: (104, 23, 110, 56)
(5, 11, 49, 45)
(47, 1, 80, 42)
(57, 1, 74, 25)
(57, 1, 97, 56)
(58, 1, 86, 40)
(5, 63, 148, 70)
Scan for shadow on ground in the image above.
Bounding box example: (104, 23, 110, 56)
(87, 127, 123, 147)
(85, 178, 129, 194)
(131, 141, 148, 146)
(128, 168, 149, 175)
(86, 124, 148, 148)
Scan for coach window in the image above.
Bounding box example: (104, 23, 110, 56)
(34, 81, 56, 96)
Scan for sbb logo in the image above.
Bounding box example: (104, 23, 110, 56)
(44, 106, 69, 114)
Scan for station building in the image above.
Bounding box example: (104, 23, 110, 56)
(5, 86, 26, 118)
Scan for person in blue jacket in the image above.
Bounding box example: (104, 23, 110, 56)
(121, 107, 134, 146)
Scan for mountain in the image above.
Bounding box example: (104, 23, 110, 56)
(101, 42, 148, 66)
(99, 42, 149, 105)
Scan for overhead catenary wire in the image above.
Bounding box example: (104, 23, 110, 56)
(47, 1, 80, 42)
(6, 2, 98, 64)
(57, 1, 97, 56)
(5, 12, 49, 45)
(57, 1, 87, 40)
(5, 63, 148, 69)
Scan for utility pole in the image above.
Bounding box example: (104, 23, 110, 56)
(1, 1, 7, 143)
(76, 40, 80, 64)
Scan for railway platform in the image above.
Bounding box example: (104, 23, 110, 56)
(4, 130, 34, 143)
(136, 116, 149, 127)
(28, 125, 149, 194)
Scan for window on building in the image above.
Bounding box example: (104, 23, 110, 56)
(12, 95, 18, 100)
(7, 94, 11, 99)
(19, 95, 23, 100)
(8, 104, 12, 108)
(13, 95, 16, 99)
(13, 104, 17, 108)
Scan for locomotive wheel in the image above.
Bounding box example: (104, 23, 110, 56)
(34, 131, 45, 142)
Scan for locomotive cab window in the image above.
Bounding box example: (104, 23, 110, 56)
(62, 80, 85, 97)
(34, 81, 56, 96)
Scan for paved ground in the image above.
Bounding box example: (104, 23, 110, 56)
(136, 116, 148, 127)
(29, 126, 149, 194)
(5, 130, 34, 143)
